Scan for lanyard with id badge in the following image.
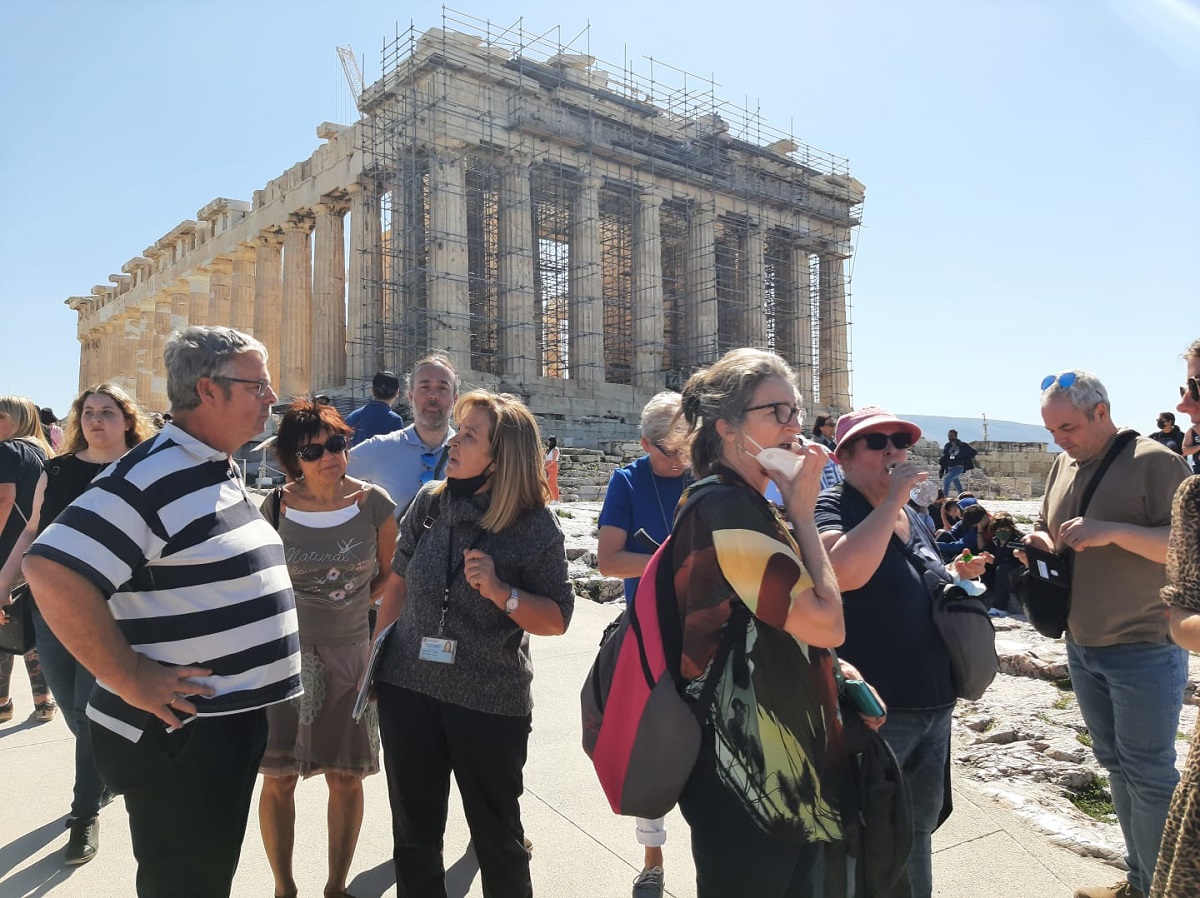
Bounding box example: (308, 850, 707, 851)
(419, 524, 480, 665)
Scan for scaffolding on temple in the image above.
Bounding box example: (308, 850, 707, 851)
(354, 8, 862, 417)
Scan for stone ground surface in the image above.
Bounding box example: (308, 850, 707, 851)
(0, 497, 1175, 896)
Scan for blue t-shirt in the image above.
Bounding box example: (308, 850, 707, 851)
(347, 424, 453, 519)
(815, 481, 956, 711)
(345, 400, 405, 447)
(597, 455, 689, 600)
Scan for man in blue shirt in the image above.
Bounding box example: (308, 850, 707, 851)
(348, 355, 457, 519)
(345, 370, 405, 446)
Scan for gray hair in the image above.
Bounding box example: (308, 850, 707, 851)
(640, 391, 683, 443)
(1040, 369, 1110, 417)
(1185, 339, 1200, 360)
(408, 351, 459, 395)
(680, 348, 801, 478)
(164, 326, 268, 411)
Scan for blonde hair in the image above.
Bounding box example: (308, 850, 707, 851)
(0, 394, 54, 457)
(433, 390, 548, 532)
(61, 383, 153, 455)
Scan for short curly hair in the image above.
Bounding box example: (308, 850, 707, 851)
(273, 398, 352, 481)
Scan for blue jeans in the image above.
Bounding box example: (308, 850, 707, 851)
(879, 707, 953, 898)
(942, 466, 964, 496)
(1067, 639, 1186, 895)
(32, 602, 105, 821)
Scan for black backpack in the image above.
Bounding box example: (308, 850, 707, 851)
(826, 702, 914, 898)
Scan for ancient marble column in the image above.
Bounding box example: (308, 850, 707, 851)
(280, 212, 315, 399)
(311, 196, 349, 391)
(229, 247, 256, 335)
(569, 174, 604, 384)
(121, 315, 140, 395)
(789, 245, 815, 407)
(744, 223, 767, 348)
(151, 295, 174, 411)
(168, 281, 190, 335)
(632, 188, 665, 393)
(426, 146, 471, 374)
(136, 303, 155, 405)
(253, 230, 284, 379)
(206, 258, 233, 328)
(186, 270, 210, 327)
(686, 200, 718, 368)
(818, 254, 851, 412)
(497, 154, 536, 385)
(346, 182, 376, 385)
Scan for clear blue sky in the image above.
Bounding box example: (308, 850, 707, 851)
(2, 1, 1196, 435)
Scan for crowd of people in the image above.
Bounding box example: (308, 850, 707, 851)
(5, 327, 1200, 898)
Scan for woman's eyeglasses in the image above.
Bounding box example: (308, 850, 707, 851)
(1181, 378, 1200, 403)
(420, 448, 445, 483)
(296, 434, 349, 462)
(860, 431, 913, 451)
(652, 441, 680, 459)
(744, 402, 802, 426)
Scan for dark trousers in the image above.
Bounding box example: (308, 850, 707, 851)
(679, 725, 825, 898)
(90, 709, 268, 898)
(376, 683, 532, 898)
(32, 602, 104, 821)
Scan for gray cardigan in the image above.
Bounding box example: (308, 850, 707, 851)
(377, 481, 574, 716)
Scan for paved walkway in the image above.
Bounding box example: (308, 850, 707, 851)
(0, 598, 1118, 897)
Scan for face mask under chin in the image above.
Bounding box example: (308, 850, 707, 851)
(446, 470, 492, 498)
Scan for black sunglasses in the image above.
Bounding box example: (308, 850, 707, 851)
(744, 402, 802, 426)
(1181, 378, 1200, 403)
(296, 434, 349, 462)
(860, 431, 913, 451)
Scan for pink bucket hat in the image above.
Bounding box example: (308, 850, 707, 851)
(833, 406, 922, 462)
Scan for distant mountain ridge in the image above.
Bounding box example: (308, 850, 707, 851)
(899, 414, 1058, 450)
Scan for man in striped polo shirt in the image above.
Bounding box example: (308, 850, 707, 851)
(24, 326, 302, 898)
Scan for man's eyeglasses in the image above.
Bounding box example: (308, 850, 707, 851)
(420, 448, 446, 484)
(860, 431, 913, 451)
(215, 376, 273, 398)
(296, 434, 349, 462)
(1181, 378, 1200, 403)
(652, 441, 681, 460)
(1040, 372, 1077, 392)
(744, 402, 802, 426)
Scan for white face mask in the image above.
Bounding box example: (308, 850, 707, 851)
(743, 434, 805, 481)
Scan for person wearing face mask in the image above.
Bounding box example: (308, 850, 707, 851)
(980, 511, 1026, 615)
(669, 348, 881, 898)
(815, 406, 991, 898)
(371, 390, 574, 898)
(1149, 412, 1186, 455)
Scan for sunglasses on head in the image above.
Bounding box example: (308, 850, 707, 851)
(1040, 372, 1077, 391)
(296, 434, 348, 462)
(1181, 378, 1200, 403)
(860, 431, 913, 451)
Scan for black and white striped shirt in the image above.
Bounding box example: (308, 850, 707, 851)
(28, 423, 301, 742)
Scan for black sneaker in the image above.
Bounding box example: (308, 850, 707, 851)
(64, 816, 99, 866)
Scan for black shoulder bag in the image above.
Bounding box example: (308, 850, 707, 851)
(1017, 430, 1138, 638)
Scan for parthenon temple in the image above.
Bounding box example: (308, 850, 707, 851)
(67, 13, 863, 441)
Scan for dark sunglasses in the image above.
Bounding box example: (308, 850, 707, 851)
(744, 402, 802, 426)
(296, 434, 349, 462)
(1040, 372, 1077, 391)
(860, 431, 913, 451)
(1181, 378, 1200, 403)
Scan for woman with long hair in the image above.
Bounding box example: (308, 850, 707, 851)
(373, 390, 574, 898)
(670, 349, 866, 897)
(257, 398, 397, 898)
(0, 394, 56, 727)
(0, 383, 150, 865)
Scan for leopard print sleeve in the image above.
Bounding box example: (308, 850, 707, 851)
(1162, 475, 1200, 611)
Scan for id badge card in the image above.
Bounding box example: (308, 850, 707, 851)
(419, 636, 457, 665)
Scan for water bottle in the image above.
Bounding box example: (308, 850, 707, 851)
(909, 479, 939, 507)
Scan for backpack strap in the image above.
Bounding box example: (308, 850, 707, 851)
(1078, 430, 1138, 517)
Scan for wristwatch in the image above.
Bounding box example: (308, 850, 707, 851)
(505, 586, 520, 615)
